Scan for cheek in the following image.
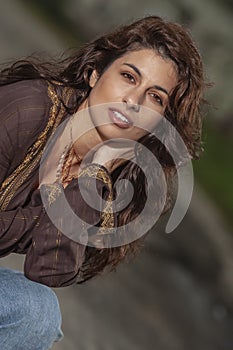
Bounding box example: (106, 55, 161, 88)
(137, 112, 163, 134)
(92, 78, 123, 103)
(89, 86, 103, 104)
(148, 115, 162, 130)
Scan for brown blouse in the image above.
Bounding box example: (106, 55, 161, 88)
(0, 79, 115, 287)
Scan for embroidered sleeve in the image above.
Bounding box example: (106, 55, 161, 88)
(0, 80, 73, 211)
(76, 163, 115, 233)
(23, 163, 116, 287)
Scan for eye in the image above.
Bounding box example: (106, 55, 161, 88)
(121, 72, 136, 83)
(150, 92, 164, 106)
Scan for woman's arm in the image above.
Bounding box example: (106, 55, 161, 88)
(0, 163, 114, 287)
(0, 190, 43, 256)
(0, 80, 53, 184)
(0, 79, 53, 253)
(0, 81, 116, 287)
(23, 163, 115, 287)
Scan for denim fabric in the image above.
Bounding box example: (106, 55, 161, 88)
(0, 268, 63, 350)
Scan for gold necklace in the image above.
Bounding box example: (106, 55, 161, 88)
(55, 116, 82, 184)
(61, 146, 81, 184)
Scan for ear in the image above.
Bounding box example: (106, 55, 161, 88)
(89, 69, 99, 88)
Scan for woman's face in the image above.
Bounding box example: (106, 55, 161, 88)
(84, 49, 177, 142)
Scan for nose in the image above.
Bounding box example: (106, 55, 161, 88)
(123, 91, 142, 113)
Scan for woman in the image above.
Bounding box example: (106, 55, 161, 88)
(0, 15, 205, 349)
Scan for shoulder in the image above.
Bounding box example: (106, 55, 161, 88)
(0, 80, 63, 162)
(0, 79, 50, 100)
(0, 79, 69, 137)
(0, 79, 52, 122)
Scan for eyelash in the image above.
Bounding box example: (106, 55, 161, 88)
(121, 72, 135, 83)
(149, 93, 164, 106)
(121, 72, 164, 106)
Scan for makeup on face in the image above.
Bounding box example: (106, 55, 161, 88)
(82, 49, 177, 142)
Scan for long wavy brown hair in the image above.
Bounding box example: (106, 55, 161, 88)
(0, 15, 206, 283)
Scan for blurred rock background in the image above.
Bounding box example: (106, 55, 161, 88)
(0, 1, 233, 349)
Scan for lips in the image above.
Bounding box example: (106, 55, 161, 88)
(108, 108, 133, 129)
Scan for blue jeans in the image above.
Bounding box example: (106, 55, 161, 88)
(0, 268, 63, 350)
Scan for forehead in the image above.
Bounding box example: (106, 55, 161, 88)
(113, 49, 176, 70)
(109, 49, 178, 92)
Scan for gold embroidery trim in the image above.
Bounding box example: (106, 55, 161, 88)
(41, 183, 62, 207)
(78, 165, 113, 191)
(0, 82, 74, 211)
(53, 164, 115, 235)
(77, 164, 115, 233)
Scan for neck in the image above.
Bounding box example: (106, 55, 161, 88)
(71, 99, 103, 161)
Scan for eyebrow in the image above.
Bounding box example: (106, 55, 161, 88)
(123, 63, 169, 96)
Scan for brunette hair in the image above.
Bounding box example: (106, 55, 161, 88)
(0, 16, 206, 283)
